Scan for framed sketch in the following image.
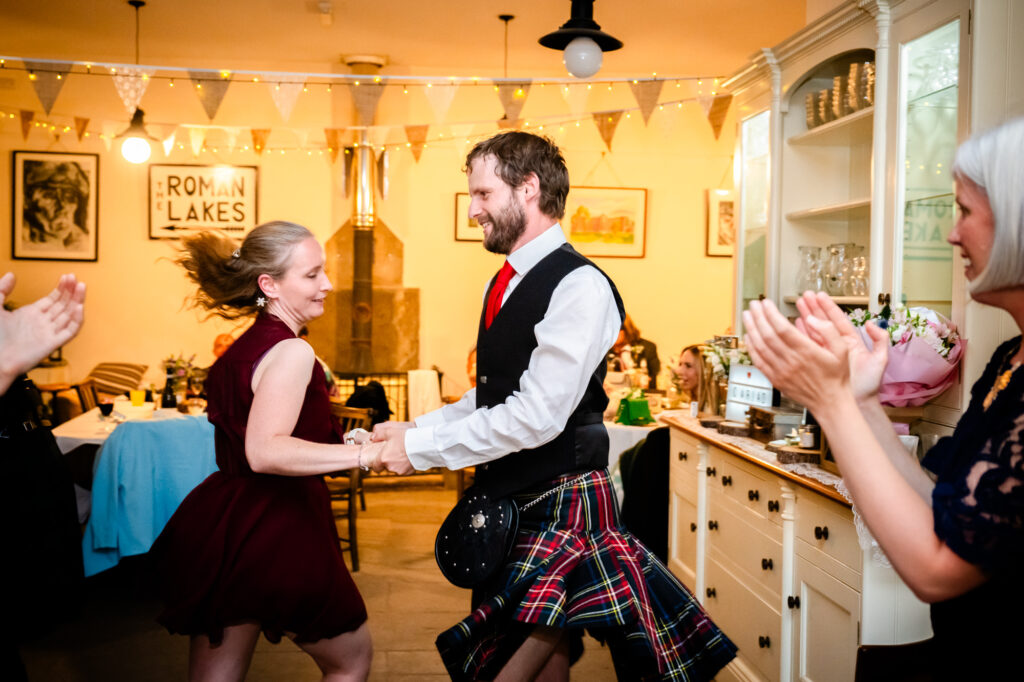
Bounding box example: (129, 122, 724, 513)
(149, 164, 259, 239)
(12, 150, 99, 261)
(454, 192, 482, 242)
(565, 186, 647, 258)
(706, 189, 736, 257)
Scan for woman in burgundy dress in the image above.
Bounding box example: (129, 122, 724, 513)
(151, 221, 381, 681)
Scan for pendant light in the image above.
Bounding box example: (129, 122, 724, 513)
(539, 0, 623, 79)
(117, 0, 156, 164)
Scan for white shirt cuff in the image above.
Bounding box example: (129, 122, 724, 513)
(405, 425, 440, 470)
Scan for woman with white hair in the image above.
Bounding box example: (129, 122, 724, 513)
(742, 117, 1024, 680)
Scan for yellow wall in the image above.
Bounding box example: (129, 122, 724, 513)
(1, 65, 736, 395)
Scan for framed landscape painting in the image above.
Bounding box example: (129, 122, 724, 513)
(454, 192, 483, 241)
(564, 186, 646, 258)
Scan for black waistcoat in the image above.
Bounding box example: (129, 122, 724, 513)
(473, 243, 625, 497)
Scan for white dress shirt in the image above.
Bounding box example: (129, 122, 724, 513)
(405, 223, 621, 471)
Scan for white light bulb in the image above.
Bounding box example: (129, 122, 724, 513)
(563, 36, 603, 79)
(121, 136, 152, 164)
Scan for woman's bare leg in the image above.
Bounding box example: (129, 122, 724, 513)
(189, 622, 261, 682)
(496, 625, 568, 682)
(294, 621, 373, 682)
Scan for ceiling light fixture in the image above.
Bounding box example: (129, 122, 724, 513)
(117, 0, 156, 164)
(539, 0, 622, 79)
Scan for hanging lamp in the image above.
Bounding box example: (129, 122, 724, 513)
(538, 0, 623, 79)
(116, 0, 156, 163)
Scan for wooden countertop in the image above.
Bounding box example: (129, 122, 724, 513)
(659, 412, 850, 506)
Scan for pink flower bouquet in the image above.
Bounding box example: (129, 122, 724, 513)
(847, 305, 964, 407)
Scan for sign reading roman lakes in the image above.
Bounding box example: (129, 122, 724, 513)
(149, 164, 258, 239)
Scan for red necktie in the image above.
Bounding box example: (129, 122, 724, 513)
(485, 261, 516, 329)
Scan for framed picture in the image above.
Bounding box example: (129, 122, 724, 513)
(565, 186, 647, 258)
(149, 164, 259, 239)
(706, 189, 736, 257)
(454, 192, 482, 241)
(12, 150, 99, 261)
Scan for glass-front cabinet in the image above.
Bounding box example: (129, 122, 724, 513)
(737, 110, 770, 317)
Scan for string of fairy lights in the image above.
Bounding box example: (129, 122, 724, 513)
(1, 55, 728, 157)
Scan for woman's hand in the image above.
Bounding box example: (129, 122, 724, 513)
(742, 298, 852, 410)
(795, 292, 889, 403)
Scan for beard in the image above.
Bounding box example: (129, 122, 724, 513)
(480, 194, 527, 255)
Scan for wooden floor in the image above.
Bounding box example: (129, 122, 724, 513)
(19, 478, 617, 681)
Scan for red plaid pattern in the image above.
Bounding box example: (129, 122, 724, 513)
(436, 469, 736, 680)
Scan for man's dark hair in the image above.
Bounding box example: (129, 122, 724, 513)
(464, 131, 569, 220)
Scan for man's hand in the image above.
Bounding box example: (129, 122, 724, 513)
(359, 441, 386, 473)
(370, 420, 413, 442)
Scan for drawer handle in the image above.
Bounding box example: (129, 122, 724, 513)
(690, 522, 697, 533)
(706, 466, 717, 477)
(761, 558, 773, 571)
(767, 500, 780, 513)
(721, 475, 733, 487)
(708, 520, 719, 531)
(814, 525, 830, 541)
(788, 595, 801, 609)
(678, 451, 688, 461)
(758, 635, 771, 649)
(748, 489, 759, 501)
(706, 587, 717, 599)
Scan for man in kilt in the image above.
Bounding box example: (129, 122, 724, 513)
(372, 131, 736, 681)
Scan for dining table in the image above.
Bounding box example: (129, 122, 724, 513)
(53, 401, 217, 577)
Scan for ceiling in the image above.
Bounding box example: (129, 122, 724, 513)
(0, 0, 807, 80)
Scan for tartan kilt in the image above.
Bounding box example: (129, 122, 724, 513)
(435, 469, 736, 681)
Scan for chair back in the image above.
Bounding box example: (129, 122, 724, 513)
(75, 379, 100, 412)
(329, 403, 373, 435)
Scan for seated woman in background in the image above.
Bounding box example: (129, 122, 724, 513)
(743, 118, 1024, 680)
(610, 313, 661, 388)
(672, 344, 705, 405)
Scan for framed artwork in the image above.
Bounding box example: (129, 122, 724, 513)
(706, 189, 736, 257)
(454, 192, 482, 242)
(565, 186, 647, 258)
(12, 150, 99, 261)
(149, 164, 259, 239)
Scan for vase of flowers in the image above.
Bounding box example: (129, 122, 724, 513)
(163, 353, 196, 398)
(846, 304, 964, 406)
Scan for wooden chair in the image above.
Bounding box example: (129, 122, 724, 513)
(326, 403, 373, 572)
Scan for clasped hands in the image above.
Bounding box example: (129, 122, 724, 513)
(742, 291, 890, 411)
(343, 421, 415, 475)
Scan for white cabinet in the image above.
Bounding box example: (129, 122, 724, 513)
(667, 420, 930, 682)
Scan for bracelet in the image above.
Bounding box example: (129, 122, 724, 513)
(357, 442, 369, 471)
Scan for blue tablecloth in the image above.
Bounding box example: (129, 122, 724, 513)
(82, 415, 217, 576)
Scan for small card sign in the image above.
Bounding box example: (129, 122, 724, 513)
(149, 164, 258, 239)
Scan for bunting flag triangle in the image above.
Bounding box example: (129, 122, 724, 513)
(73, 116, 89, 141)
(251, 128, 270, 155)
(707, 94, 733, 140)
(696, 92, 714, 116)
(423, 84, 457, 123)
(269, 80, 304, 123)
(404, 124, 429, 162)
(188, 127, 205, 156)
(449, 124, 473, 163)
(189, 71, 231, 120)
(112, 67, 155, 115)
(629, 80, 664, 125)
(222, 127, 239, 154)
(100, 121, 120, 151)
(292, 128, 309, 152)
(20, 110, 34, 140)
(561, 83, 590, 118)
(494, 81, 531, 122)
(324, 129, 342, 162)
(23, 60, 72, 115)
(162, 128, 177, 156)
(348, 82, 385, 126)
(592, 111, 623, 151)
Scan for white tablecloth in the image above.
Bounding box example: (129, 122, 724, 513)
(606, 421, 659, 504)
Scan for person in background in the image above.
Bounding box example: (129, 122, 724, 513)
(370, 131, 735, 681)
(0, 272, 85, 682)
(212, 332, 235, 359)
(150, 222, 381, 682)
(672, 344, 705, 405)
(611, 313, 661, 388)
(743, 118, 1024, 680)
(299, 325, 339, 397)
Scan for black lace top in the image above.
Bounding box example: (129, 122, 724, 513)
(919, 335, 1024, 675)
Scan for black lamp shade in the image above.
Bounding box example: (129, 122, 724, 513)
(539, 0, 623, 52)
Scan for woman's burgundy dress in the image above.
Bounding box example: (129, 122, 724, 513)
(151, 314, 366, 644)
